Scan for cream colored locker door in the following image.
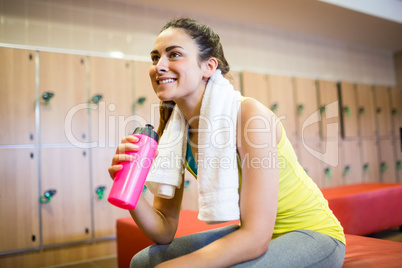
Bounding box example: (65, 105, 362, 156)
(293, 77, 320, 140)
(39, 52, 91, 245)
(317, 80, 340, 140)
(0, 149, 39, 252)
(133, 60, 160, 205)
(89, 57, 134, 238)
(0, 48, 36, 145)
(266, 75, 296, 142)
(339, 82, 358, 139)
(356, 84, 376, 138)
(390, 87, 402, 137)
(40, 147, 91, 245)
(341, 140, 362, 185)
(360, 140, 380, 182)
(227, 70, 242, 92)
(378, 139, 397, 183)
(373, 86, 392, 137)
(241, 71, 269, 106)
(320, 140, 342, 188)
(39, 52, 88, 145)
(297, 140, 323, 188)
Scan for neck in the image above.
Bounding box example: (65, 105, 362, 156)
(174, 84, 207, 131)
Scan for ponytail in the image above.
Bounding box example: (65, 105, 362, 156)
(157, 100, 176, 137)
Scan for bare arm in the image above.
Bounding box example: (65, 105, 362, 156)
(156, 98, 280, 267)
(108, 135, 184, 244)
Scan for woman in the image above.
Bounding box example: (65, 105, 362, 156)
(108, 17, 345, 267)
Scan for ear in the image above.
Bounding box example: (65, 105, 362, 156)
(202, 57, 218, 79)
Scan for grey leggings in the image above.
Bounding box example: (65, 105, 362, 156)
(131, 225, 345, 268)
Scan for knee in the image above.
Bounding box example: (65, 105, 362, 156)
(130, 250, 149, 268)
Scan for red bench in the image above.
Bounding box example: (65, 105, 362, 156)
(321, 183, 402, 235)
(116, 183, 402, 268)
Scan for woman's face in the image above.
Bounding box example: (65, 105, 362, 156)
(149, 28, 208, 102)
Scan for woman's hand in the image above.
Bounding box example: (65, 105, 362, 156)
(108, 135, 159, 180)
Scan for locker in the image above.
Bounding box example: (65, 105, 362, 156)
(373, 86, 392, 137)
(266, 75, 297, 141)
(297, 140, 323, 188)
(316, 80, 340, 140)
(355, 84, 376, 138)
(39, 52, 88, 145)
(360, 140, 380, 183)
(241, 71, 269, 107)
(341, 140, 362, 185)
(0, 48, 36, 145)
(339, 82, 359, 138)
(0, 149, 39, 252)
(293, 77, 320, 139)
(378, 139, 397, 183)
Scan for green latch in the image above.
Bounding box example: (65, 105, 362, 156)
(343, 165, 351, 176)
(96, 186, 106, 200)
(397, 161, 402, 170)
(297, 104, 304, 115)
(362, 163, 370, 173)
(344, 107, 351, 116)
(39, 189, 57, 204)
(380, 162, 388, 173)
(271, 103, 278, 111)
(92, 94, 103, 104)
(325, 168, 332, 180)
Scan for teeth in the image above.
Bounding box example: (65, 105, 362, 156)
(159, 79, 175, 84)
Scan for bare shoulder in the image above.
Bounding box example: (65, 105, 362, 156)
(237, 97, 282, 147)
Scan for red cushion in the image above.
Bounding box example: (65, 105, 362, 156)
(321, 183, 402, 235)
(344, 234, 402, 267)
(116, 210, 238, 268)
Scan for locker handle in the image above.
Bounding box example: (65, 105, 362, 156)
(142, 185, 148, 192)
(380, 162, 388, 173)
(271, 103, 278, 111)
(324, 168, 332, 180)
(376, 107, 382, 114)
(343, 107, 351, 116)
(297, 104, 304, 115)
(320, 106, 326, 113)
(95, 186, 106, 200)
(92, 94, 103, 104)
(358, 107, 365, 114)
(343, 165, 351, 176)
(42, 92, 54, 103)
(39, 189, 57, 204)
(137, 97, 146, 105)
(362, 163, 370, 173)
(397, 161, 402, 170)
(391, 108, 398, 116)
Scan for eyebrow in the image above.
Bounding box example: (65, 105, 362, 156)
(150, 45, 184, 55)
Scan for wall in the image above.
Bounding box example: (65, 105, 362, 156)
(0, 0, 397, 87)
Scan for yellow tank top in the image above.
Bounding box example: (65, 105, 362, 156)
(185, 97, 345, 244)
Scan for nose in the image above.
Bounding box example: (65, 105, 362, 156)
(155, 56, 168, 73)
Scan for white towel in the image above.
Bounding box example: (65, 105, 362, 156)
(146, 69, 241, 223)
(146, 106, 188, 198)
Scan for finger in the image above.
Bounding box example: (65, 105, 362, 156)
(122, 135, 139, 144)
(154, 149, 159, 158)
(112, 153, 133, 165)
(115, 143, 139, 154)
(108, 164, 123, 180)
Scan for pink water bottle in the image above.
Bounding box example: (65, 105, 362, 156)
(108, 124, 159, 210)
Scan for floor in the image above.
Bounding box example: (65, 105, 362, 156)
(51, 227, 402, 268)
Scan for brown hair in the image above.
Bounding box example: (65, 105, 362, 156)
(156, 17, 230, 137)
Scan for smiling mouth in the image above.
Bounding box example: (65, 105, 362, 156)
(158, 78, 176, 85)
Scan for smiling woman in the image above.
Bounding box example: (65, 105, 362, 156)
(108, 17, 346, 268)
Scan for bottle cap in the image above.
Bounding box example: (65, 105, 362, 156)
(133, 124, 159, 143)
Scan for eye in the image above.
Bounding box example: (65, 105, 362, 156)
(151, 55, 160, 63)
(169, 52, 181, 59)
